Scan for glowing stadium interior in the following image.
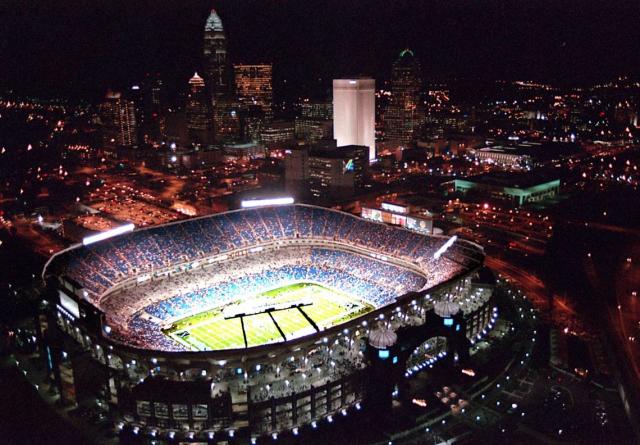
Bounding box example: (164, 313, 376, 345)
(41, 204, 493, 442)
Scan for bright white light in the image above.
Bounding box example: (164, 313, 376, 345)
(240, 197, 294, 208)
(82, 223, 134, 246)
(433, 235, 457, 259)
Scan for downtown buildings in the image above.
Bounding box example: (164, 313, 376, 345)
(203, 9, 239, 141)
(186, 72, 214, 144)
(203, 9, 229, 102)
(333, 78, 376, 162)
(234, 64, 273, 120)
(384, 49, 423, 147)
(99, 91, 137, 150)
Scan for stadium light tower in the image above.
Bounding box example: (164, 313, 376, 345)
(240, 197, 294, 208)
(82, 223, 135, 246)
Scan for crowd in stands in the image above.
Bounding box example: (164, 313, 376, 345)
(101, 246, 425, 350)
(50, 205, 483, 300)
(48, 205, 484, 351)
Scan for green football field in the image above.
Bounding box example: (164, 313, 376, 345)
(164, 282, 374, 351)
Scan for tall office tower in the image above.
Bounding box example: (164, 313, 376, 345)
(100, 91, 137, 149)
(333, 78, 376, 162)
(234, 64, 273, 119)
(186, 72, 213, 132)
(129, 74, 166, 144)
(213, 98, 241, 140)
(385, 49, 423, 147)
(144, 73, 165, 119)
(143, 73, 167, 142)
(203, 9, 229, 101)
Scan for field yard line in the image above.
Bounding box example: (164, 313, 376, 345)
(164, 282, 375, 349)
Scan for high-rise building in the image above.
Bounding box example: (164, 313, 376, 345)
(234, 64, 273, 119)
(129, 74, 166, 145)
(385, 49, 423, 146)
(203, 9, 241, 141)
(100, 91, 137, 149)
(239, 105, 265, 142)
(213, 98, 241, 141)
(186, 72, 213, 133)
(295, 119, 333, 143)
(301, 100, 333, 120)
(143, 74, 166, 142)
(296, 100, 333, 143)
(333, 78, 376, 162)
(203, 9, 229, 101)
(308, 145, 368, 200)
(260, 120, 295, 145)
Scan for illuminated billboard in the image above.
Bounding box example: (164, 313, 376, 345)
(361, 207, 383, 222)
(381, 202, 408, 214)
(406, 216, 432, 234)
(361, 207, 432, 234)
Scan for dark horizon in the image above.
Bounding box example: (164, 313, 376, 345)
(2, 0, 640, 102)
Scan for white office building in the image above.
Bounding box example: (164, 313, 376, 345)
(333, 78, 376, 162)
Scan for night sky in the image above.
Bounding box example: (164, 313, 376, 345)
(2, 0, 639, 101)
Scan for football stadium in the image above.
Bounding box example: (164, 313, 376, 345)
(41, 204, 494, 443)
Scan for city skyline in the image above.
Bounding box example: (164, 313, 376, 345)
(2, 1, 639, 101)
(1, 2, 640, 445)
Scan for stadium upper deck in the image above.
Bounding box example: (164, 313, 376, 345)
(44, 204, 484, 307)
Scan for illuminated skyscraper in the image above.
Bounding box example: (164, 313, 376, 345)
(234, 64, 273, 119)
(203, 9, 229, 100)
(385, 49, 423, 146)
(130, 73, 166, 144)
(186, 72, 213, 132)
(203, 9, 240, 140)
(100, 91, 137, 149)
(333, 78, 376, 162)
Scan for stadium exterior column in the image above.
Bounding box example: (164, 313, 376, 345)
(271, 397, 277, 431)
(291, 395, 298, 424)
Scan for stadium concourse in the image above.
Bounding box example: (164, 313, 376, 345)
(41, 204, 491, 442)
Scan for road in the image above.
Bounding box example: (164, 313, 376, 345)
(484, 256, 584, 334)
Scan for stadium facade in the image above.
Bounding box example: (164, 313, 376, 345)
(40, 205, 494, 442)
